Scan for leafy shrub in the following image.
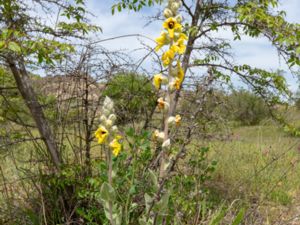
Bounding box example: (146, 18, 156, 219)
(103, 73, 157, 125)
(228, 90, 270, 126)
(25, 128, 221, 225)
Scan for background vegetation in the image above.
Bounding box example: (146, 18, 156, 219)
(0, 0, 299, 224)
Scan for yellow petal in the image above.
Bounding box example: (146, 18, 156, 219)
(174, 78, 181, 90)
(168, 28, 175, 39)
(163, 58, 170, 67)
(155, 45, 163, 52)
(157, 97, 169, 111)
(95, 126, 109, 144)
(174, 22, 182, 32)
(162, 48, 176, 67)
(179, 33, 188, 40)
(157, 97, 165, 110)
(175, 114, 181, 126)
(153, 130, 165, 141)
(115, 135, 122, 140)
(109, 138, 122, 156)
(172, 39, 186, 55)
(153, 74, 163, 89)
(155, 32, 169, 52)
(177, 61, 184, 82)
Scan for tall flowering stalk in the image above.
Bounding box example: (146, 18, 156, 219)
(95, 97, 122, 158)
(95, 96, 122, 225)
(153, 0, 187, 179)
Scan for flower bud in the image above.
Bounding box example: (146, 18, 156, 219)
(168, 77, 180, 91)
(167, 116, 176, 126)
(105, 119, 113, 128)
(175, 14, 182, 23)
(100, 115, 107, 123)
(153, 74, 168, 90)
(162, 139, 171, 149)
(153, 130, 165, 141)
(170, 2, 180, 14)
(111, 125, 119, 133)
(103, 96, 114, 112)
(176, 0, 182, 7)
(170, 66, 178, 77)
(102, 108, 111, 117)
(163, 8, 173, 18)
(108, 114, 117, 123)
(167, 0, 176, 7)
(175, 114, 181, 126)
(157, 97, 170, 111)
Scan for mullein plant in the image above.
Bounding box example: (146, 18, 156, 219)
(95, 97, 122, 225)
(153, 0, 186, 179)
(95, 96, 122, 157)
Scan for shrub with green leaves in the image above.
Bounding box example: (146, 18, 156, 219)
(103, 73, 157, 125)
(228, 90, 270, 126)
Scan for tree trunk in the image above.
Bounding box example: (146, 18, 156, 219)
(7, 58, 61, 169)
(170, 0, 203, 114)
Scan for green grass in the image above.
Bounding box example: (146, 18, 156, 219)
(201, 124, 300, 222)
(2, 117, 300, 223)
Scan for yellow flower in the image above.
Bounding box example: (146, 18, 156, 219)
(162, 48, 176, 67)
(162, 53, 170, 67)
(95, 126, 109, 144)
(175, 114, 181, 126)
(163, 17, 182, 39)
(157, 97, 169, 110)
(152, 130, 159, 140)
(172, 38, 186, 54)
(155, 32, 169, 52)
(174, 77, 181, 90)
(153, 74, 162, 89)
(109, 138, 122, 156)
(161, 41, 186, 67)
(153, 129, 165, 141)
(177, 60, 184, 83)
(153, 74, 167, 89)
(170, 61, 185, 90)
(177, 33, 188, 41)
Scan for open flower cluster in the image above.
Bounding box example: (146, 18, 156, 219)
(152, 0, 186, 149)
(155, 1, 187, 62)
(153, 0, 187, 92)
(95, 97, 122, 156)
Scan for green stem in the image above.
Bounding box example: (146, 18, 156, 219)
(107, 147, 115, 225)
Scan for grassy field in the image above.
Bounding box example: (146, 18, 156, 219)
(1, 119, 300, 224)
(204, 123, 300, 223)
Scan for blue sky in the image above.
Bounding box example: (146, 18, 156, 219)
(85, 0, 300, 92)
